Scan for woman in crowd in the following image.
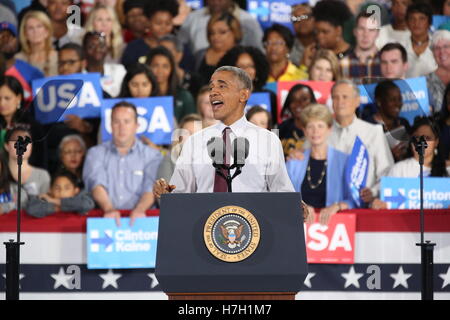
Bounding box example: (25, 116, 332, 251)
(196, 85, 218, 128)
(15, 10, 58, 76)
(402, 2, 437, 78)
(246, 106, 272, 130)
(263, 23, 307, 82)
(4, 125, 50, 199)
(146, 46, 196, 123)
(56, 134, 86, 187)
(195, 12, 242, 84)
(119, 63, 159, 98)
(218, 45, 278, 123)
(157, 113, 202, 183)
(372, 117, 449, 209)
(83, 31, 127, 98)
(279, 84, 316, 157)
(363, 80, 410, 161)
(0, 76, 47, 169)
(438, 83, 450, 164)
(121, 0, 179, 68)
(426, 30, 450, 112)
(84, 3, 125, 63)
(0, 149, 15, 214)
(312, 0, 353, 59)
(286, 104, 353, 225)
(308, 49, 342, 82)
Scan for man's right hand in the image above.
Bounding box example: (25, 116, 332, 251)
(104, 209, 121, 227)
(153, 178, 176, 199)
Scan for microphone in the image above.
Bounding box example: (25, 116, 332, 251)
(232, 137, 249, 167)
(207, 137, 225, 165)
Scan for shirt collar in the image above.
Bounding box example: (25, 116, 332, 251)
(334, 116, 358, 130)
(215, 114, 248, 137)
(109, 138, 140, 154)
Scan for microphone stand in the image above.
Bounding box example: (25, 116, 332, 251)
(3, 135, 31, 300)
(413, 135, 435, 300)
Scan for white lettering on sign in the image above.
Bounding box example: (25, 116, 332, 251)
(36, 82, 101, 112)
(306, 223, 352, 251)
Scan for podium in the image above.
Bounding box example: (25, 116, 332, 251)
(155, 193, 308, 300)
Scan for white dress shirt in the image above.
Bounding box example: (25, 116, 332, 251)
(170, 115, 295, 193)
(400, 37, 437, 78)
(375, 25, 410, 50)
(328, 117, 394, 196)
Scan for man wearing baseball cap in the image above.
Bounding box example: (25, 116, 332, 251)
(0, 21, 44, 104)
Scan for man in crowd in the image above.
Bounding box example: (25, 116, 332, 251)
(340, 12, 382, 83)
(329, 80, 394, 204)
(83, 101, 163, 226)
(379, 42, 409, 79)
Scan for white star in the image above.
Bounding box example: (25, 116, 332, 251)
(303, 273, 316, 288)
(51, 267, 74, 289)
(99, 269, 122, 289)
(390, 266, 413, 289)
(2, 273, 25, 289)
(341, 266, 364, 289)
(439, 267, 450, 289)
(147, 273, 159, 289)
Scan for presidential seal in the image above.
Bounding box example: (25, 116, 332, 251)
(203, 206, 260, 262)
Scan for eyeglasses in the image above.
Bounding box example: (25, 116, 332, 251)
(62, 149, 84, 155)
(58, 59, 81, 67)
(433, 44, 450, 51)
(291, 15, 310, 22)
(263, 40, 286, 48)
(412, 135, 435, 142)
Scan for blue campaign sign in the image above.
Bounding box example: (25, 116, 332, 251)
(245, 92, 271, 113)
(87, 217, 159, 269)
(432, 15, 450, 32)
(32, 73, 103, 124)
(358, 77, 430, 125)
(101, 97, 175, 145)
(248, 0, 305, 31)
(381, 177, 450, 209)
(185, 0, 203, 9)
(344, 136, 369, 208)
(263, 81, 278, 95)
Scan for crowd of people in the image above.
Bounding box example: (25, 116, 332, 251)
(0, 0, 449, 225)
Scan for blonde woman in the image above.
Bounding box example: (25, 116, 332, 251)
(84, 3, 125, 63)
(308, 49, 341, 82)
(15, 10, 58, 76)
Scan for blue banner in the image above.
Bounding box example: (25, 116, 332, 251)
(101, 97, 175, 145)
(432, 15, 450, 32)
(185, 0, 203, 9)
(358, 77, 430, 125)
(380, 177, 450, 209)
(246, 92, 271, 113)
(345, 136, 369, 208)
(32, 73, 103, 124)
(248, 0, 305, 31)
(87, 217, 159, 269)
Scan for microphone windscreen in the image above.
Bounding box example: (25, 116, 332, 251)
(207, 137, 225, 164)
(233, 137, 249, 166)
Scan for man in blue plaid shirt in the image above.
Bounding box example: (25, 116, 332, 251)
(340, 11, 382, 84)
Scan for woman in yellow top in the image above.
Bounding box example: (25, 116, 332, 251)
(263, 24, 308, 82)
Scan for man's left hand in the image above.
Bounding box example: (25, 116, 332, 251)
(130, 209, 146, 227)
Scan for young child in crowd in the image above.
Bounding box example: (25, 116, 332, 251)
(26, 169, 94, 218)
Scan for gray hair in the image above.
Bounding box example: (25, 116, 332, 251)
(331, 79, 360, 97)
(158, 34, 183, 53)
(431, 30, 450, 49)
(58, 134, 86, 154)
(213, 66, 253, 92)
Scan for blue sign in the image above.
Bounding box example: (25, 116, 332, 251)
(87, 217, 159, 269)
(185, 0, 203, 9)
(432, 15, 450, 32)
(263, 82, 278, 95)
(246, 92, 271, 113)
(345, 136, 369, 208)
(248, 0, 305, 31)
(32, 73, 103, 124)
(381, 177, 450, 209)
(101, 97, 175, 145)
(358, 77, 430, 125)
